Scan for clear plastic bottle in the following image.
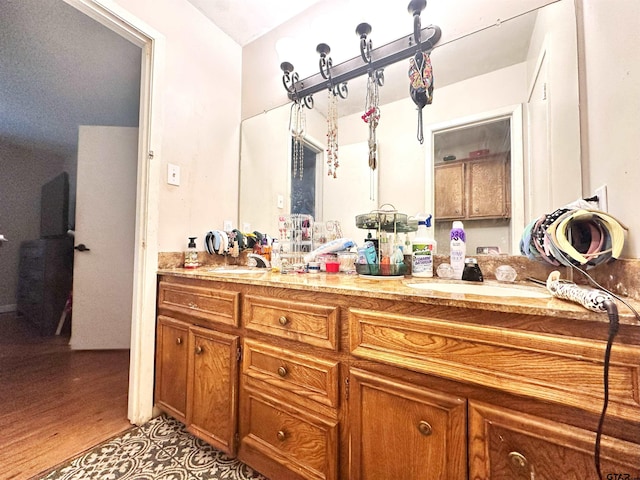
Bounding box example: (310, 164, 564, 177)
(450, 221, 466, 279)
(412, 214, 436, 277)
(184, 237, 199, 269)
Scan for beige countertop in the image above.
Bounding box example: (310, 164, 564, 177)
(157, 267, 640, 326)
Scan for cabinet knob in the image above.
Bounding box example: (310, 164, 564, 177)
(188, 302, 198, 309)
(508, 451, 529, 470)
(195, 345, 203, 355)
(277, 366, 288, 377)
(278, 316, 289, 326)
(176, 337, 182, 345)
(276, 430, 286, 441)
(417, 420, 432, 436)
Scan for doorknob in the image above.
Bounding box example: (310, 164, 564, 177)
(74, 244, 90, 252)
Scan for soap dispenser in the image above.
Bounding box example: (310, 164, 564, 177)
(184, 237, 199, 269)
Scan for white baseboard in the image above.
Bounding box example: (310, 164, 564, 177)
(0, 304, 17, 313)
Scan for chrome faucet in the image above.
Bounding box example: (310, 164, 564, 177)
(247, 253, 271, 269)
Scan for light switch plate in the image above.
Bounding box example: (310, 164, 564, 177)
(167, 163, 180, 186)
(277, 194, 284, 209)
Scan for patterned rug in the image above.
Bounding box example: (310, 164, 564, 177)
(37, 415, 269, 480)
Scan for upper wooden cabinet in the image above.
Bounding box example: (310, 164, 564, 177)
(434, 153, 511, 220)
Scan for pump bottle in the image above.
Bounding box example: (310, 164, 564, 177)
(184, 237, 199, 269)
(412, 214, 437, 277)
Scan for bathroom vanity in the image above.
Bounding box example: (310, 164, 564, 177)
(155, 269, 640, 480)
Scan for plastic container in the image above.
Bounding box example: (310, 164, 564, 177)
(325, 260, 340, 273)
(412, 214, 437, 277)
(184, 237, 199, 269)
(450, 221, 466, 280)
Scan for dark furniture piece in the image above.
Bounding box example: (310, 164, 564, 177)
(16, 238, 73, 335)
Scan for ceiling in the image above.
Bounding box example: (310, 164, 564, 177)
(186, 0, 323, 46)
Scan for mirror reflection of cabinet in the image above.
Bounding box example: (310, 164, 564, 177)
(434, 152, 511, 220)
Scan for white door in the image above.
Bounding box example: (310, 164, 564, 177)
(527, 50, 550, 219)
(70, 126, 138, 350)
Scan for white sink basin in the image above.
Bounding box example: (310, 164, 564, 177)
(405, 282, 552, 299)
(206, 268, 266, 274)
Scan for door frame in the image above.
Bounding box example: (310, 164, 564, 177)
(63, 0, 164, 425)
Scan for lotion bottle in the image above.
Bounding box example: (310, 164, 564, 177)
(412, 214, 436, 277)
(450, 221, 466, 279)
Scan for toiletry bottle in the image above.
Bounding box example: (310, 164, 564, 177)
(184, 237, 199, 269)
(403, 233, 413, 275)
(270, 239, 281, 273)
(412, 214, 436, 277)
(450, 221, 466, 279)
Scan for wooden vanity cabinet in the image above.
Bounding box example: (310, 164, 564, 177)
(155, 279, 241, 456)
(349, 368, 467, 480)
(238, 293, 342, 480)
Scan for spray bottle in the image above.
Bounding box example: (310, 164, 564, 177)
(412, 214, 437, 277)
(450, 221, 466, 279)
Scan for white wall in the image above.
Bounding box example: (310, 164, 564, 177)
(112, 0, 242, 253)
(580, 0, 640, 259)
(0, 142, 68, 310)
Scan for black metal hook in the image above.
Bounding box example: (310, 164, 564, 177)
(407, 0, 427, 47)
(317, 43, 332, 81)
(280, 61, 299, 96)
(356, 23, 373, 63)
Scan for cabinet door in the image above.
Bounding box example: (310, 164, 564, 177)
(434, 163, 465, 219)
(467, 156, 510, 218)
(349, 368, 467, 480)
(187, 326, 240, 456)
(155, 316, 189, 422)
(469, 401, 640, 479)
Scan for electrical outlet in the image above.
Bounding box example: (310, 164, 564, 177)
(223, 220, 233, 231)
(243, 223, 251, 232)
(167, 163, 180, 186)
(595, 184, 608, 212)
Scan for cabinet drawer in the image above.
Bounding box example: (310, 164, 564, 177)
(158, 281, 240, 327)
(243, 338, 339, 409)
(349, 308, 640, 420)
(239, 389, 338, 480)
(244, 295, 339, 350)
(469, 401, 640, 479)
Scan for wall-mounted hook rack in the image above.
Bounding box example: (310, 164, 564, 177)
(282, 24, 440, 106)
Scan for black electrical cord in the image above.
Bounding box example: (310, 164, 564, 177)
(595, 300, 620, 480)
(556, 257, 640, 480)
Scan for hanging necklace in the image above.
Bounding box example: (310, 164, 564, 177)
(327, 90, 339, 178)
(362, 71, 380, 171)
(289, 101, 306, 179)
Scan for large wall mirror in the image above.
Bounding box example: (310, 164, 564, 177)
(239, 0, 581, 254)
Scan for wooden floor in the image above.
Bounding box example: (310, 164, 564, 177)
(0, 313, 131, 480)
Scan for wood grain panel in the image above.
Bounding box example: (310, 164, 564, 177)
(186, 326, 239, 455)
(155, 315, 189, 421)
(349, 308, 640, 420)
(349, 368, 467, 480)
(243, 338, 340, 409)
(244, 294, 339, 350)
(239, 388, 338, 480)
(158, 280, 240, 327)
(468, 401, 640, 479)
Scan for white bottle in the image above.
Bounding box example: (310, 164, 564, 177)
(412, 214, 437, 277)
(450, 221, 466, 280)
